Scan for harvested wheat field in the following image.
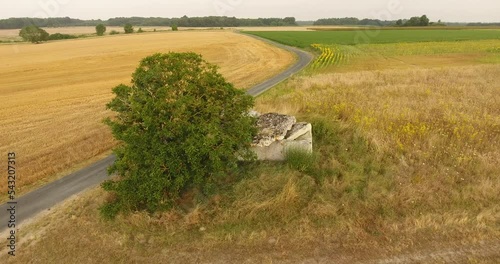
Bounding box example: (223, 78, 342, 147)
(0, 31, 295, 196)
(0, 26, 202, 40)
(0, 26, 355, 41)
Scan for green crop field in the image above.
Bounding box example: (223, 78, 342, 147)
(247, 29, 500, 70)
(245, 29, 500, 47)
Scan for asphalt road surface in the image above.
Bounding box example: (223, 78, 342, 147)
(245, 34, 313, 97)
(0, 37, 313, 232)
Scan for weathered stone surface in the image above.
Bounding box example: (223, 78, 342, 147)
(253, 113, 296, 147)
(285, 122, 311, 141)
(284, 139, 313, 155)
(251, 141, 286, 161)
(250, 112, 313, 161)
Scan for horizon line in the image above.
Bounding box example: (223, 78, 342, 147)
(1, 16, 499, 24)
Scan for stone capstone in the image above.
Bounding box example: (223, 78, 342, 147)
(253, 113, 296, 147)
(250, 112, 313, 161)
(286, 122, 312, 141)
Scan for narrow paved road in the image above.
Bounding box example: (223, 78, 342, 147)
(0, 37, 313, 232)
(245, 33, 313, 96)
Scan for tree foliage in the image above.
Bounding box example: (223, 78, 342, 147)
(124, 23, 134, 33)
(19, 25, 49, 43)
(101, 52, 256, 218)
(419, 15, 430, 26)
(404, 15, 430, 26)
(313, 15, 432, 27)
(0, 17, 95, 29)
(47, 33, 77, 40)
(0, 16, 297, 29)
(313, 17, 394, 26)
(96, 24, 106, 36)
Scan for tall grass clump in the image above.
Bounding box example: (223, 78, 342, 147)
(285, 148, 316, 173)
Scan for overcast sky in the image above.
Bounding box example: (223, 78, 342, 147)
(3, 0, 499, 22)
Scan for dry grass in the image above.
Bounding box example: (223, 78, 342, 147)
(256, 64, 500, 234)
(5, 170, 499, 263)
(0, 31, 294, 196)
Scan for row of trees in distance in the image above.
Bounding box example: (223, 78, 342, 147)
(0, 16, 297, 29)
(18, 22, 178, 43)
(7, 15, 497, 32)
(314, 15, 432, 27)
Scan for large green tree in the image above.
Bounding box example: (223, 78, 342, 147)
(96, 24, 106, 36)
(19, 25, 49, 43)
(101, 52, 256, 218)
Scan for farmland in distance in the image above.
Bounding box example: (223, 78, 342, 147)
(246, 29, 500, 47)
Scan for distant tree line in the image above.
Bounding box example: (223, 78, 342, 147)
(4, 16, 496, 30)
(0, 17, 101, 29)
(314, 15, 436, 27)
(0, 16, 297, 29)
(466, 22, 500, 26)
(314, 17, 394, 26)
(396, 15, 430, 27)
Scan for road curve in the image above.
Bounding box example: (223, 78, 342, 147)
(244, 33, 313, 96)
(0, 37, 313, 231)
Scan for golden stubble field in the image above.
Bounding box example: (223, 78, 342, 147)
(0, 31, 295, 195)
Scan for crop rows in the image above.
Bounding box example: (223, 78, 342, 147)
(246, 30, 500, 47)
(310, 44, 357, 69)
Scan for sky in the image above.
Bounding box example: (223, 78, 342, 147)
(3, 0, 500, 22)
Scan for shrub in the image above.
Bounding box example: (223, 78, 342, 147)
(109, 30, 119, 35)
(137, 27, 144, 33)
(101, 52, 256, 218)
(124, 23, 134, 34)
(171, 24, 178, 31)
(19, 25, 49, 43)
(47, 33, 78, 40)
(96, 24, 106, 36)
